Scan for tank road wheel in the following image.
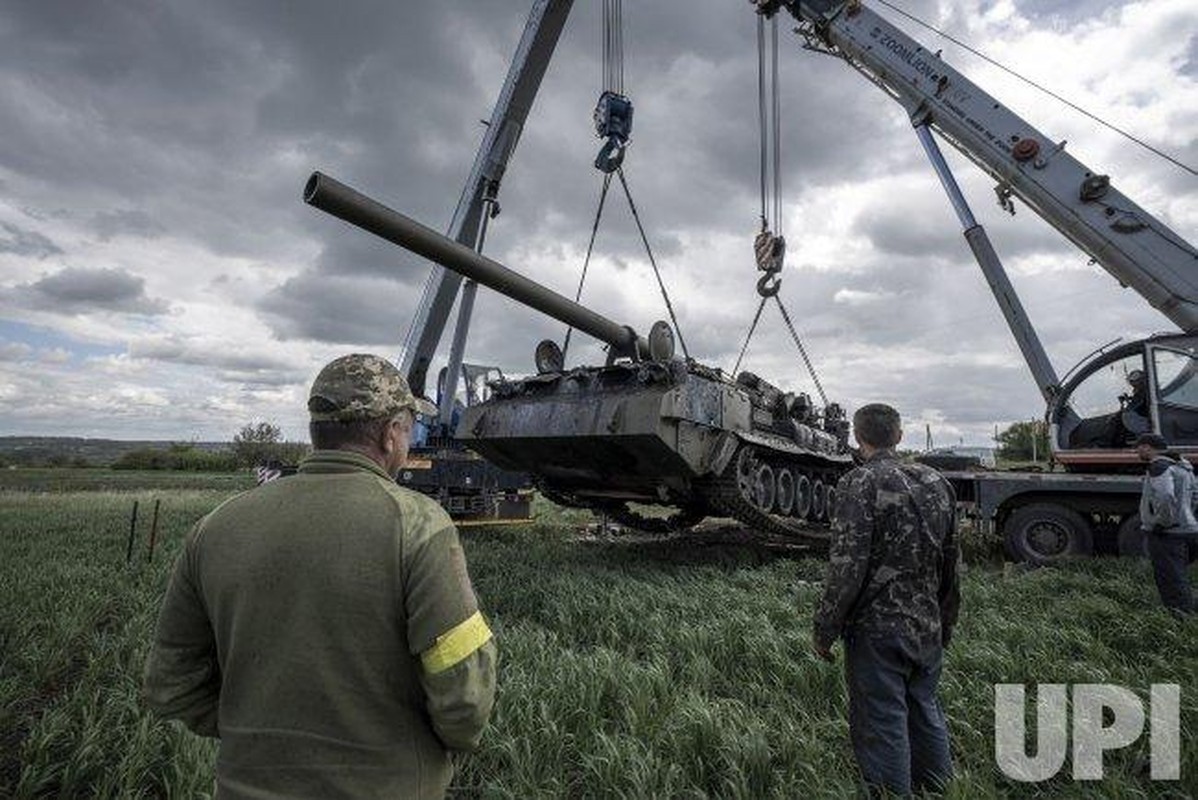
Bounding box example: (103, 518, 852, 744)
(825, 485, 838, 522)
(812, 480, 827, 521)
(735, 448, 758, 508)
(754, 463, 776, 513)
(776, 468, 796, 515)
(794, 474, 812, 520)
(1003, 503, 1094, 565)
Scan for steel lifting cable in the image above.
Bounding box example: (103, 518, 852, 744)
(562, 172, 613, 361)
(732, 296, 769, 377)
(602, 0, 624, 94)
(770, 16, 781, 234)
(616, 167, 691, 361)
(757, 16, 768, 229)
(735, 12, 782, 374)
(575, 0, 690, 363)
(774, 294, 827, 406)
(735, 12, 828, 405)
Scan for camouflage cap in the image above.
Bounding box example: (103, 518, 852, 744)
(308, 354, 437, 422)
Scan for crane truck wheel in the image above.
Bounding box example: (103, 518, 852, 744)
(1116, 514, 1147, 558)
(1117, 514, 1198, 562)
(1003, 503, 1094, 565)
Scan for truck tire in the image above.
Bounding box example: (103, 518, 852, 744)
(1117, 514, 1147, 558)
(1003, 503, 1094, 565)
(1119, 514, 1198, 562)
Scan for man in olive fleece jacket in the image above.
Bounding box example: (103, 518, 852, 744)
(143, 354, 497, 799)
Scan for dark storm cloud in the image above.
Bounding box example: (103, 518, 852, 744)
(0, 0, 490, 261)
(126, 335, 307, 387)
(0, 0, 1190, 441)
(851, 189, 1069, 261)
(9, 266, 168, 315)
(257, 271, 417, 346)
(0, 222, 61, 258)
(310, 221, 438, 284)
(130, 336, 294, 373)
(92, 209, 165, 240)
(0, 0, 1002, 343)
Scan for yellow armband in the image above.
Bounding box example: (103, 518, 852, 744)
(421, 611, 493, 675)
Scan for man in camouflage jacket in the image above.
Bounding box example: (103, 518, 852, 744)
(813, 403, 960, 795)
(143, 354, 497, 799)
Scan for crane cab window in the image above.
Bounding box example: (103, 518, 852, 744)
(1153, 348, 1198, 409)
(1066, 354, 1144, 419)
(1062, 353, 1147, 448)
(1152, 347, 1198, 446)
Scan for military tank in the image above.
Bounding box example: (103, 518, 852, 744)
(304, 171, 855, 544)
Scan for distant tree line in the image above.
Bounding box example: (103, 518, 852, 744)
(0, 452, 93, 469)
(112, 423, 310, 471)
(2, 422, 310, 472)
(113, 444, 241, 471)
(996, 420, 1050, 462)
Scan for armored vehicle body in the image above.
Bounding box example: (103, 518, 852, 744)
(305, 172, 855, 543)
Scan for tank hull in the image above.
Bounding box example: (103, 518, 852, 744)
(460, 361, 854, 540)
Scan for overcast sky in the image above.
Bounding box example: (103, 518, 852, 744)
(0, 0, 1194, 445)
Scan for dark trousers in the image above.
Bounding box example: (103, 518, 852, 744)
(844, 631, 952, 796)
(1146, 531, 1197, 614)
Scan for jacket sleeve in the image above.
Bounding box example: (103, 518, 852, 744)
(938, 491, 961, 647)
(813, 471, 875, 650)
(142, 523, 221, 737)
(405, 521, 497, 752)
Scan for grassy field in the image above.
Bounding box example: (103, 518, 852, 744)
(2, 469, 1196, 798)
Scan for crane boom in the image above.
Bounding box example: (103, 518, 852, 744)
(400, 0, 574, 400)
(772, 0, 1198, 333)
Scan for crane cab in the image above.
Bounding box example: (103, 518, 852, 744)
(1050, 333, 1198, 471)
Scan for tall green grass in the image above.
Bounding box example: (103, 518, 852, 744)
(2, 484, 1196, 797)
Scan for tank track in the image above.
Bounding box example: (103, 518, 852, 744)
(540, 441, 848, 547)
(697, 442, 845, 549)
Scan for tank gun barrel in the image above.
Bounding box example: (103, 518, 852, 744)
(304, 171, 650, 360)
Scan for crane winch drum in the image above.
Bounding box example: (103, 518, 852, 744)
(305, 171, 854, 543)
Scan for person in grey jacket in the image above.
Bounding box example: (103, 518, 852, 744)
(1136, 433, 1198, 615)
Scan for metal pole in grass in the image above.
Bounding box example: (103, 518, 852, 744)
(147, 499, 161, 562)
(126, 500, 139, 564)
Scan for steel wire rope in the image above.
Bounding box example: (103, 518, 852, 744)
(736, 13, 778, 375)
(774, 294, 828, 405)
(562, 173, 613, 361)
(771, 16, 782, 234)
(874, 0, 1196, 177)
(757, 15, 768, 228)
(736, 13, 829, 403)
(733, 296, 769, 377)
(615, 167, 691, 361)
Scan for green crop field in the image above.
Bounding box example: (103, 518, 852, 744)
(2, 469, 1196, 798)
